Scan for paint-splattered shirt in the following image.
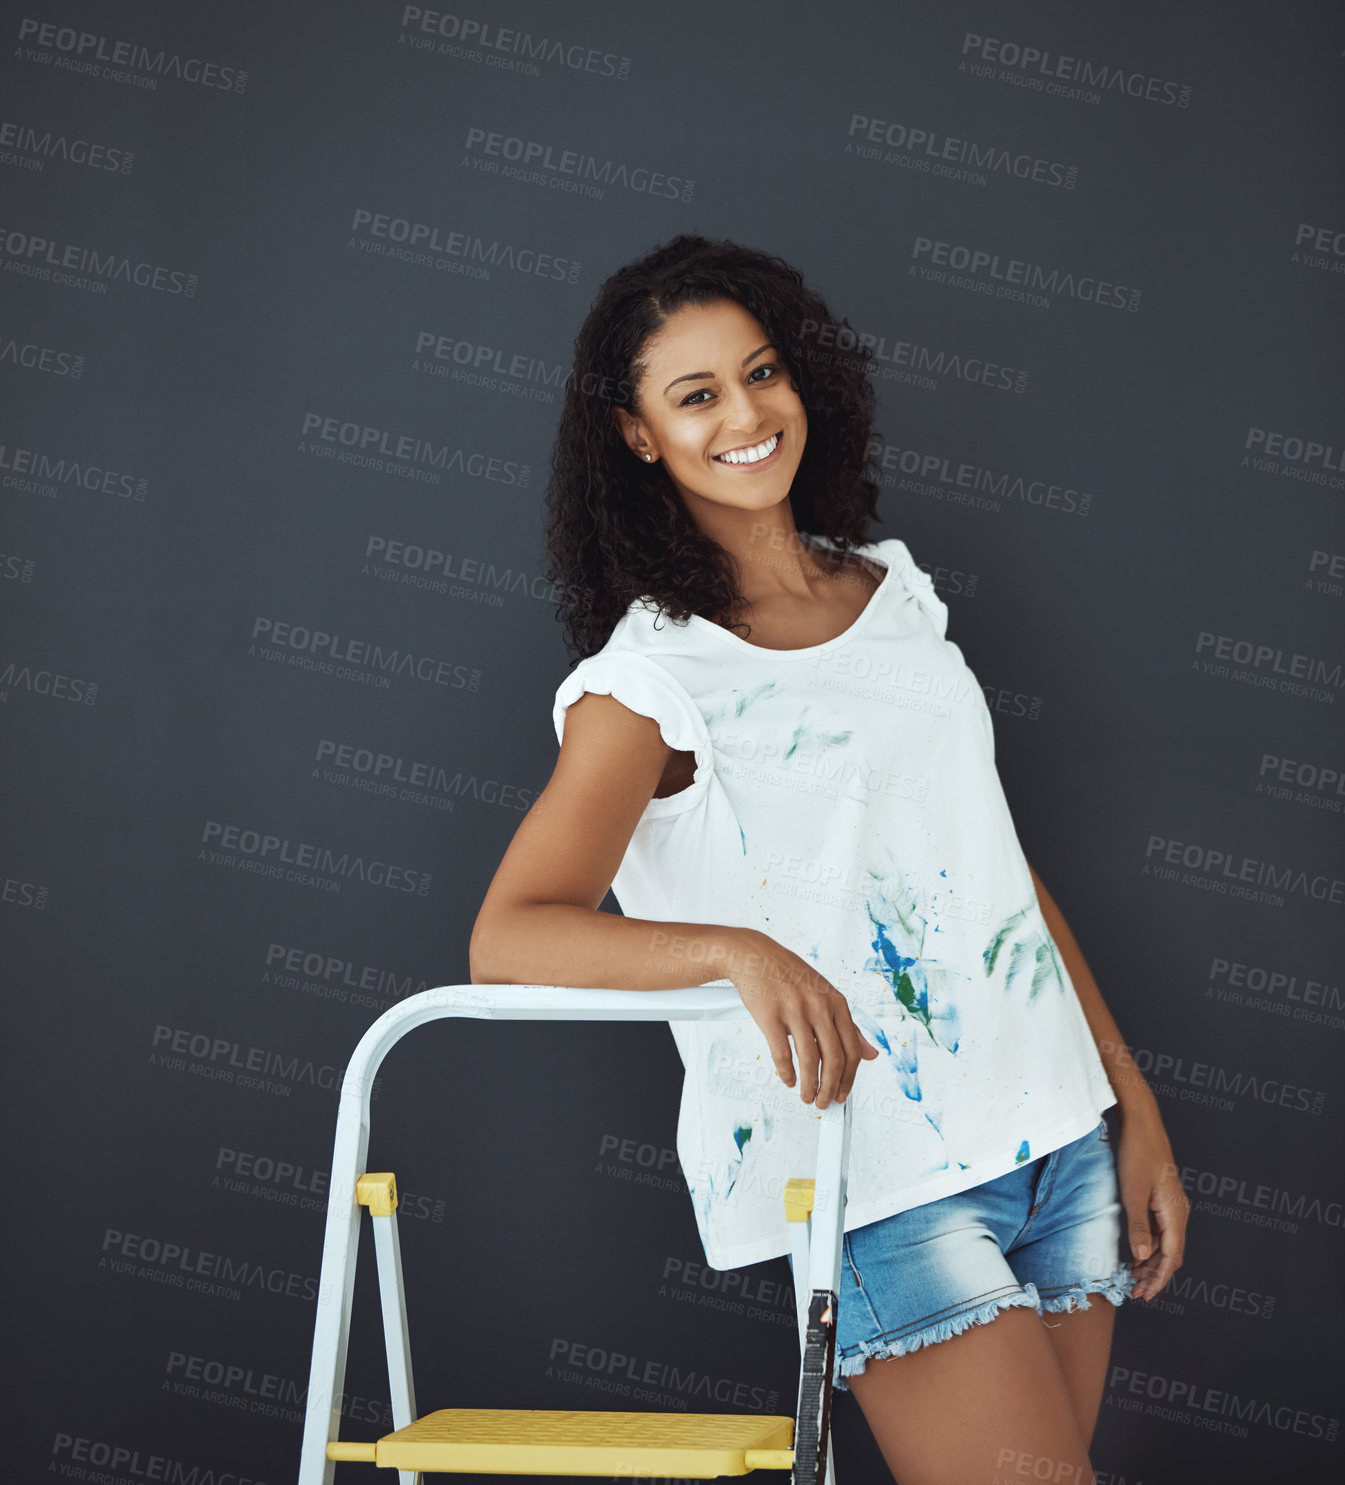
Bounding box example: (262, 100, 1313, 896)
(552, 535, 1116, 1271)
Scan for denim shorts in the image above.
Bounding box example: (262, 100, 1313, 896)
(788, 1118, 1135, 1391)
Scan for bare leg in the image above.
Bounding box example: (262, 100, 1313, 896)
(1038, 1294, 1117, 1445)
(844, 1305, 1093, 1485)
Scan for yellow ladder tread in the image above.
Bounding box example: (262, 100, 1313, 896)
(358, 1407, 795, 1475)
(783, 1177, 815, 1223)
(355, 1172, 398, 1216)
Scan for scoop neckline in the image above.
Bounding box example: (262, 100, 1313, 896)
(685, 535, 896, 659)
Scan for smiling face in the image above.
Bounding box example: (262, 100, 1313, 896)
(612, 297, 808, 528)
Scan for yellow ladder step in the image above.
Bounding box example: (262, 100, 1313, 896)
(327, 1407, 795, 1475)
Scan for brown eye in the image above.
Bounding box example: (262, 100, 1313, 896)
(680, 365, 779, 407)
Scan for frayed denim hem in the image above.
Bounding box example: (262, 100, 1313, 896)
(832, 1288, 1042, 1393)
(1037, 1263, 1136, 1315)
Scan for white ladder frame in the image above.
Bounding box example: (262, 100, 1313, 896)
(296, 983, 850, 1484)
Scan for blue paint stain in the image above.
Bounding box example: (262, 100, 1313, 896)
(861, 886, 965, 1056)
(865, 1020, 893, 1055)
(1014, 1140, 1031, 1164)
(868, 916, 949, 1051)
(738, 822, 746, 854)
(724, 1123, 754, 1199)
(852, 1007, 921, 1102)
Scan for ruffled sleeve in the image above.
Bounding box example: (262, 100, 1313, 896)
(552, 649, 714, 816)
(885, 537, 950, 638)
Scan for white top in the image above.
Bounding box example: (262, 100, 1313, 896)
(552, 534, 1116, 1271)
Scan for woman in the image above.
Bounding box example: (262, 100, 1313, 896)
(470, 233, 1188, 1483)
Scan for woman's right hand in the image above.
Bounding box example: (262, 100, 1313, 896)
(730, 931, 880, 1109)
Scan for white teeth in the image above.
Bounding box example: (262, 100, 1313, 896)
(715, 431, 780, 465)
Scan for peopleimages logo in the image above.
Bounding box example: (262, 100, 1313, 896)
(249, 616, 482, 692)
(866, 434, 1093, 517)
(349, 208, 580, 284)
(910, 236, 1141, 312)
(1257, 752, 1345, 814)
(799, 316, 1028, 396)
(1292, 223, 1345, 276)
(0, 225, 197, 296)
(15, 18, 247, 92)
(298, 411, 529, 487)
(0, 657, 97, 704)
(50, 1433, 268, 1485)
(1193, 629, 1339, 705)
(0, 118, 134, 174)
(546, 1339, 778, 1414)
(200, 819, 433, 896)
(397, 8, 632, 81)
(1143, 833, 1344, 908)
(1243, 425, 1345, 489)
(1105, 1367, 1337, 1444)
(960, 32, 1191, 108)
(411, 328, 567, 401)
(100, 1223, 316, 1302)
(462, 124, 694, 203)
(263, 941, 431, 1009)
(1206, 955, 1343, 1031)
(0, 336, 84, 378)
(846, 112, 1078, 190)
(148, 1021, 380, 1102)
(0, 434, 146, 499)
(2, 874, 48, 909)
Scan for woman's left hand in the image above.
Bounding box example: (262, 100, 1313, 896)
(1115, 1105, 1190, 1301)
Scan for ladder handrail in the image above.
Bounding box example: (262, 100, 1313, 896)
(299, 981, 797, 1484)
(338, 981, 752, 1107)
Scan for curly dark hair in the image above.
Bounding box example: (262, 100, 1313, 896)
(542, 232, 885, 660)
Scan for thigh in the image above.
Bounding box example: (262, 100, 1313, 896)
(1006, 1119, 1133, 1446)
(1038, 1293, 1116, 1447)
(846, 1304, 1093, 1485)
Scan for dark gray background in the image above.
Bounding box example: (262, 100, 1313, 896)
(2, 2, 1342, 1481)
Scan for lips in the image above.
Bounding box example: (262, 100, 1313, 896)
(714, 429, 783, 466)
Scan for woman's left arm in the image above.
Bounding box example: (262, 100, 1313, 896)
(1028, 861, 1191, 1302)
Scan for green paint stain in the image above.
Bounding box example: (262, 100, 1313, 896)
(783, 721, 852, 760)
(985, 901, 1069, 1002)
(732, 681, 777, 718)
(983, 905, 1030, 975)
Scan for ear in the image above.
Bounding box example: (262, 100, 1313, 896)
(611, 405, 645, 458)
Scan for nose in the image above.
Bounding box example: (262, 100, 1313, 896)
(718, 381, 766, 440)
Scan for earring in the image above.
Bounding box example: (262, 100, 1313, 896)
(644, 454, 654, 462)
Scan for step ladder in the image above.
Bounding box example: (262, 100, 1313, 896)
(297, 983, 853, 1483)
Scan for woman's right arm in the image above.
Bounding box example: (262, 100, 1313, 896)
(468, 689, 878, 1107)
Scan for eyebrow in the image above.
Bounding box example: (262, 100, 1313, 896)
(662, 343, 776, 396)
